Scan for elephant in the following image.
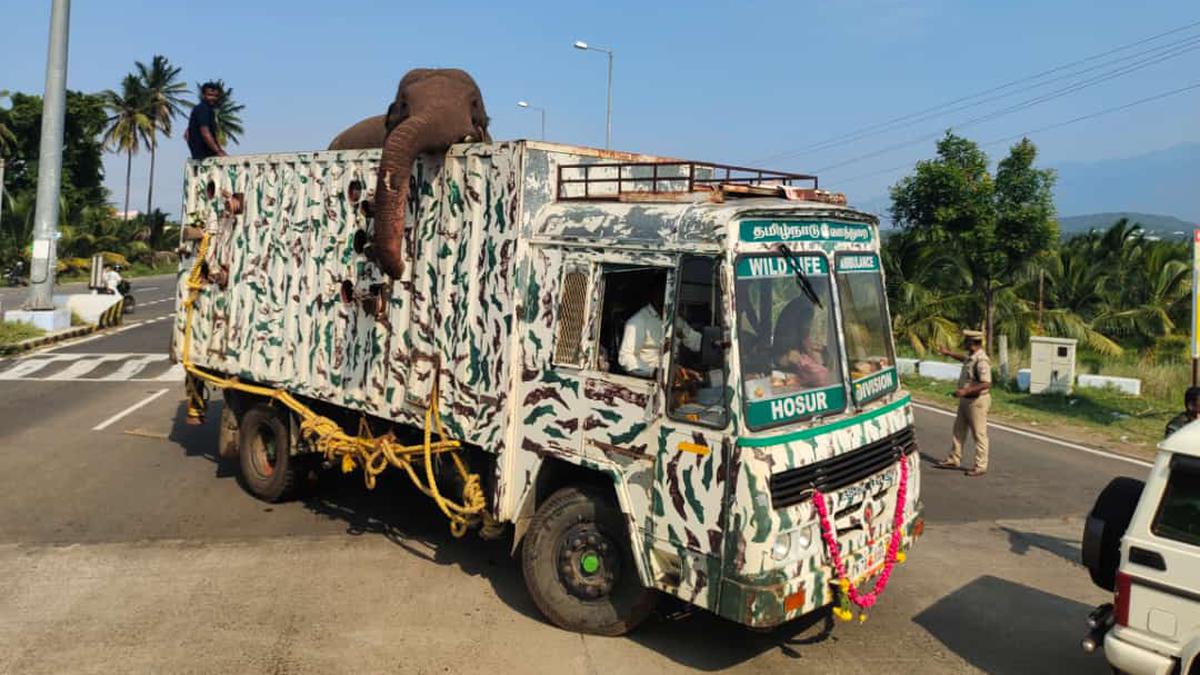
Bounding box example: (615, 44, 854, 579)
(327, 114, 388, 150)
(328, 68, 491, 279)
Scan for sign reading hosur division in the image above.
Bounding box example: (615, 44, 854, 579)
(852, 366, 897, 404)
(740, 220, 873, 245)
(745, 384, 846, 428)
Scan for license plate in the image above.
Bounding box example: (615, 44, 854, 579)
(834, 465, 896, 510)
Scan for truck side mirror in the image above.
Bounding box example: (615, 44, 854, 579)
(701, 325, 729, 368)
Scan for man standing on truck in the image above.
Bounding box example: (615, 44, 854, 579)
(935, 330, 992, 477)
(185, 82, 227, 160)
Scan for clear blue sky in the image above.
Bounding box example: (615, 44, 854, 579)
(3, 1, 1198, 218)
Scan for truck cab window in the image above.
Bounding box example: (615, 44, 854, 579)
(668, 256, 728, 428)
(595, 266, 669, 378)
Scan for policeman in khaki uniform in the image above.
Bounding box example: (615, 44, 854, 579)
(935, 330, 992, 477)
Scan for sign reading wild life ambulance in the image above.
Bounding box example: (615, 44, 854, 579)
(736, 254, 845, 428)
(836, 254, 898, 405)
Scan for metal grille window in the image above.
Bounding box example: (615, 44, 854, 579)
(553, 267, 590, 366)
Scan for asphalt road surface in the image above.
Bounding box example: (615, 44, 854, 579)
(0, 276, 1146, 673)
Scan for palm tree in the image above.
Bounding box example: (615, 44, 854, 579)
(136, 56, 189, 226)
(101, 75, 153, 222)
(196, 80, 244, 147)
(102, 74, 154, 220)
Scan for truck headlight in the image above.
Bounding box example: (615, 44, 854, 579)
(771, 532, 792, 561)
(795, 528, 812, 551)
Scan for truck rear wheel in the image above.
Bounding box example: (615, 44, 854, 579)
(237, 403, 302, 503)
(521, 486, 657, 635)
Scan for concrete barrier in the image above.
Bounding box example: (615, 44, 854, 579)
(63, 293, 124, 327)
(1077, 374, 1141, 396)
(896, 357, 918, 376)
(917, 360, 960, 382)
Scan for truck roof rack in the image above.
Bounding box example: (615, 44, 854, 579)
(555, 160, 820, 202)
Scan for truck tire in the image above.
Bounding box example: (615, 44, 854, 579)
(1082, 477, 1145, 591)
(521, 486, 658, 636)
(237, 403, 302, 502)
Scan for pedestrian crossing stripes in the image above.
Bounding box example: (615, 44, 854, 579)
(0, 353, 184, 382)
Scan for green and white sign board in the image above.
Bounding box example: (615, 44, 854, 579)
(740, 220, 874, 245)
(745, 383, 846, 429)
(851, 366, 897, 405)
(736, 255, 827, 279)
(835, 253, 880, 273)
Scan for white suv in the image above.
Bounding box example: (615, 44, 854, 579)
(1082, 423, 1200, 674)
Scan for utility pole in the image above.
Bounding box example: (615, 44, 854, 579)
(27, 0, 71, 312)
(573, 41, 614, 149)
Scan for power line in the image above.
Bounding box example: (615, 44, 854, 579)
(762, 33, 1200, 163)
(811, 40, 1200, 173)
(828, 82, 1200, 188)
(752, 17, 1200, 165)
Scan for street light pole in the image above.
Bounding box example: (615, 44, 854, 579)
(573, 41, 614, 149)
(28, 0, 71, 311)
(516, 101, 546, 140)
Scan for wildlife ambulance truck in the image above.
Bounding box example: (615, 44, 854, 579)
(172, 141, 924, 635)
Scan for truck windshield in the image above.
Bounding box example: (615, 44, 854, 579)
(735, 254, 844, 430)
(835, 253, 898, 404)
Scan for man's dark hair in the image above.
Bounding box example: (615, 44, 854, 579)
(1185, 386, 1200, 406)
(200, 81, 222, 96)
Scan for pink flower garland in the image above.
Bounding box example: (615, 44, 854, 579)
(811, 455, 909, 619)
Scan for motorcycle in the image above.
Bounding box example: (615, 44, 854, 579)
(3, 261, 26, 287)
(116, 279, 135, 313)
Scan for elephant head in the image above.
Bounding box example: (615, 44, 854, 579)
(372, 68, 490, 278)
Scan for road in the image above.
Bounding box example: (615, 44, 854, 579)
(0, 279, 1143, 674)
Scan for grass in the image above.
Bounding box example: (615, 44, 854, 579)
(0, 320, 46, 347)
(902, 374, 1172, 454)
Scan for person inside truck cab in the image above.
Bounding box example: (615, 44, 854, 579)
(618, 285, 702, 378)
(1165, 386, 1200, 438)
(771, 297, 830, 389)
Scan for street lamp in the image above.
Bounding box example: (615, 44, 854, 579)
(516, 101, 546, 140)
(573, 40, 613, 149)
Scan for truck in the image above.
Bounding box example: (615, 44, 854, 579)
(172, 140, 924, 635)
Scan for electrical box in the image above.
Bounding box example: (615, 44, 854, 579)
(1029, 336, 1077, 395)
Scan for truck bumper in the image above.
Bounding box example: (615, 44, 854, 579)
(715, 510, 924, 628)
(1105, 628, 1177, 675)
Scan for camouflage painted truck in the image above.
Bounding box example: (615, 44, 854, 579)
(172, 140, 925, 635)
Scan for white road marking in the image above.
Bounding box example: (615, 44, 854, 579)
(93, 388, 171, 431)
(911, 402, 1154, 468)
(101, 354, 169, 381)
(0, 354, 84, 379)
(0, 353, 180, 382)
(45, 354, 126, 380)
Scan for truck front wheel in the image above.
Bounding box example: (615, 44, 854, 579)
(521, 486, 657, 635)
(237, 403, 302, 503)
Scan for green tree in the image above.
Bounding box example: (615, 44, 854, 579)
(0, 90, 15, 157)
(0, 90, 109, 263)
(136, 55, 189, 239)
(196, 80, 244, 147)
(890, 133, 1057, 351)
(101, 75, 153, 222)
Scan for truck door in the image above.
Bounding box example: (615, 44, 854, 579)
(649, 255, 731, 604)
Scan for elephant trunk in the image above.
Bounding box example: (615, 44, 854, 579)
(372, 114, 440, 278)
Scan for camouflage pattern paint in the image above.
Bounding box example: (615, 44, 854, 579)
(174, 141, 922, 628)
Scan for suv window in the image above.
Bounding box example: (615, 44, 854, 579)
(1152, 455, 1200, 547)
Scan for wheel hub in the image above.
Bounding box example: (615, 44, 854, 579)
(557, 523, 619, 600)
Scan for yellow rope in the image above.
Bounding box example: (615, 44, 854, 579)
(180, 233, 491, 536)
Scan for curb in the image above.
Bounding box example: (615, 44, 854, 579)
(0, 324, 100, 356)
